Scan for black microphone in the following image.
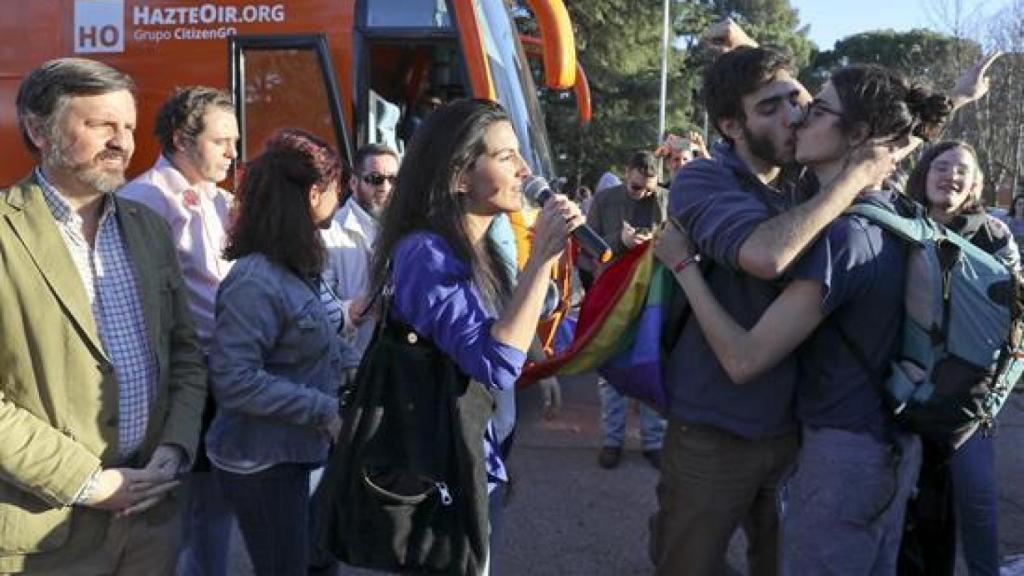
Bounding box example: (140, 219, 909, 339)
(523, 175, 613, 264)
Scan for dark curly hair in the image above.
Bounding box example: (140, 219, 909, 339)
(829, 65, 952, 145)
(154, 86, 234, 156)
(703, 46, 795, 142)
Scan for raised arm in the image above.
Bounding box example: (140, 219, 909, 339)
(704, 18, 758, 54)
(951, 52, 1003, 111)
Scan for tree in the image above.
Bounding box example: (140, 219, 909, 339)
(800, 29, 976, 95)
(800, 3, 1024, 205)
(525, 0, 814, 188)
(710, 0, 815, 68)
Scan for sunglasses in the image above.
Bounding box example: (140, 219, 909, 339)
(359, 173, 397, 186)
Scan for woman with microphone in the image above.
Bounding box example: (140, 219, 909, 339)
(367, 98, 583, 573)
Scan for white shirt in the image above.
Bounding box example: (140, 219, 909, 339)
(118, 156, 234, 351)
(322, 197, 379, 366)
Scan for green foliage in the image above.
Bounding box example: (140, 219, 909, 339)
(711, 0, 814, 67)
(801, 29, 980, 94)
(527, 0, 814, 187)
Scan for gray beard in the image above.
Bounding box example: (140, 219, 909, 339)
(356, 197, 383, 220)
(46, 132, 126, 195)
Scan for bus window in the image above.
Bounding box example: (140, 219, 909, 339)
(230, 36, 351, 167)
(364, 0, 453, 29)
(475, 1, 555, 178)
(356, 0, 470, 153)
(361, 41, 468, 152)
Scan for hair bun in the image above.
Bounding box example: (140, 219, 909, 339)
(906, 87, 953, 141)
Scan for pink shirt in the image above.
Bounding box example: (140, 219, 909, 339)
(119, 156, 233, 350)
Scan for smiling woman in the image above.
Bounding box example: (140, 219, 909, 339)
(367, 98, 582, 572)
(903, 139, 1019, 576)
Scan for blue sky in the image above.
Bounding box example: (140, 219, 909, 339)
(789, 0, 1012, 50)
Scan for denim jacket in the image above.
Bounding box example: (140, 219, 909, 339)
(206, 253, 342, 468)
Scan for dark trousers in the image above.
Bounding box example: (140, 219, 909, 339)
(951, 434, 999, 576)
(900, 433, 999, 576)
(215, 463, 312, 576)
(650, 419, 798, 576)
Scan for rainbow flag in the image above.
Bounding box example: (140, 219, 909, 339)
(519, 241, 683, 412)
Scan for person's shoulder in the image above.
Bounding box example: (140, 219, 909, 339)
(120, 157, 175, 192)
(673, 156, 740, 199)
(222, 253, 282, 287)
(594, 183, 626, 203)
(116, 195, 168, 224)
(0, 173, 39, 214)
(394, 232, 470, 279)
(677, 156, 727, 180)
(116, 196, 179, 246)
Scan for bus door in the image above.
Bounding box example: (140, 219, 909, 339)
(354, 0, 470, 153)
(229, 34, 353, 173)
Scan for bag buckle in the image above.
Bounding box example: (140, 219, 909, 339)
(436, 482, 453, 506)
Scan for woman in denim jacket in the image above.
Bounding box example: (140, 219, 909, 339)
(206, 130, 347, 575)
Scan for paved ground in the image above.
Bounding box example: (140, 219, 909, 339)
(495, 372, 1024, 576)
(225, 372, 1024, 575)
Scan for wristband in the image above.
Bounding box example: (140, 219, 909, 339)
(672, 254, 701, 274)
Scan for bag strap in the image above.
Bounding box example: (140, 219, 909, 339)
(844, 202, 937, 247)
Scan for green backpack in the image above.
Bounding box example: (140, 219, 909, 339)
(842, 200, 1024, 449)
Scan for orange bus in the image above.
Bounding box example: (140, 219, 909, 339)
(0, 0, 589, 184)
(0, 0, 590, 356)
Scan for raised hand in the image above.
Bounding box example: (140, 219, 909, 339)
(952, 51, 1004, 109)
(704, 18, 757, 55)
(688, 131, 710, 159)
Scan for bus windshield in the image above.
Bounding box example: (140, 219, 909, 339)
(475, 0, 557, 179)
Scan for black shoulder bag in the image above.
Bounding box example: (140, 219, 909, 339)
(314, 286, 495, 575)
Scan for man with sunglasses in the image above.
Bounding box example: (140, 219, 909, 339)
(584, 150, 668, 470)
(322, 143, 399, 385)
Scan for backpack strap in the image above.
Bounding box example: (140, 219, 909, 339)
(844, 202, 940, 247)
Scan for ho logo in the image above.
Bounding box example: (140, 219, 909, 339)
(74, 0, 125, 54)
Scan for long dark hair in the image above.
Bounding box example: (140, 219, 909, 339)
(370, 98, 514, 309)
(830, 65, 952, 145)
(224, 129, 344, 275)
(906, 139, 984, 215)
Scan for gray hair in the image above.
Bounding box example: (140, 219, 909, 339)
(353, 142, 399, 174)
(16, 58, 136, 154)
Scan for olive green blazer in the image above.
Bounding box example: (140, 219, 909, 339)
(0, 174, 206, 572)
